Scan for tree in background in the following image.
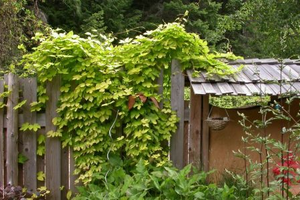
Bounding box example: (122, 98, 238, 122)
(2, 0, 300, 71)
(0, 0, 48, 72)
(222, 0, 300, 58)
(40, 0, 229, 49)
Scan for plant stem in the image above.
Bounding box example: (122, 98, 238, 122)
(264, 132, 270, 197)
(244, 139, 249, 198)
(259, 150, 264, 200)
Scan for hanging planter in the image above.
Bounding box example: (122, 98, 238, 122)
(206, 106, 230, 131)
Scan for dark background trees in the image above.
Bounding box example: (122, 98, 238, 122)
(1, 0, 300, 70)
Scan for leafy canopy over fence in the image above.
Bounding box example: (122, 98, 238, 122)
(21, 22, 240, 184)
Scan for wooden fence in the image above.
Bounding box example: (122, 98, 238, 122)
(0, 74, 76, 199)
(0, 61, 192, 199)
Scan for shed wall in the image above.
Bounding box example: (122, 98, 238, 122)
(209, 99, 300, 182)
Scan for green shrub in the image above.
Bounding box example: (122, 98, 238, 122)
(74, 160, 237, 200)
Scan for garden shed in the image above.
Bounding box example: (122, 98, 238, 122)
(171, 58, 300, 179)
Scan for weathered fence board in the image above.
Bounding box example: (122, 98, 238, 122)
(20, 78, 37, 191)
(69, 148, 77, 196)
(189, 88, 202, 168)
(0, 80, 4, 187)
(61, 147, 69, 199)
(45, 76, 62, 199)
(170, 59, 185, 169)
(6, 73, 19, 185)
(183, 101, 189, 166)
(202, 95, 210, 171)
(4, 113, 45, 128)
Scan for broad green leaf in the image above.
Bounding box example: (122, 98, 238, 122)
(18, 153, 29, 164)
(20, 122, 41, 132)
(13, 100, 27, 110)
(37, 171, 45, 181)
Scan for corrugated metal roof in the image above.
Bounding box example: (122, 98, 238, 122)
(188, 59, 300, 96)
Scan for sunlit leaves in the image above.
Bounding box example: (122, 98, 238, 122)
(37, 171, 45, 181)
(21, 22, 239, 184)
(20, 122, 41, 132)
(37, 134, 45, 156)
(13, 100, 27, 110)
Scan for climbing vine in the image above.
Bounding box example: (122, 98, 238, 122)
(21, 22, 241, 184)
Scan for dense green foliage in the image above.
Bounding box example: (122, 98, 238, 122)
(40, 0, 227, 49)
(22, 23, 239, 184)
(40, 0, 300, 58)
(74, 161, 237, 200)
(4, 1, 300, 198)
(210, 95, 270, 109)
(3, 0, 300, 71)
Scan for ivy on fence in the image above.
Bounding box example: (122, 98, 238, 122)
(21, 22, 240, 184)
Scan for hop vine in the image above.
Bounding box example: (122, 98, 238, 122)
(21, 22, 240, 184)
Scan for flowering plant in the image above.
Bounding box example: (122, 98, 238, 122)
(273, 153, 300, 185)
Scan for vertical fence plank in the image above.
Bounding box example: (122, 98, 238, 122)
(20, 78, 37, 191)
(189, 89, 202, 168)
(170, 60, 185, 169)
(202, 95, 210, 172)
(183, 101, 189, 166)
(37, 128, 45, 188)
(45, 76, 61, 199)
(0, 80, 4, 187)
(61, 146, 69, 200)
(18, 122, 24, 187)
(69, 148, 77, 196)
(6, 73, 19, 185)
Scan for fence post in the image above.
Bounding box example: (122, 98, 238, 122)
(45, 76, 61, 199)
(0, 80, 4, 187)
(183, 100, 189, 166)
(202, 95, 210, 171)
(189, 89, 202, 168)
(170, 59, 185, 169)
(20, 78, 37, 191)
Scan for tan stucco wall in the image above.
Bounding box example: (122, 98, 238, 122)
(209, 99, 300, 182)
